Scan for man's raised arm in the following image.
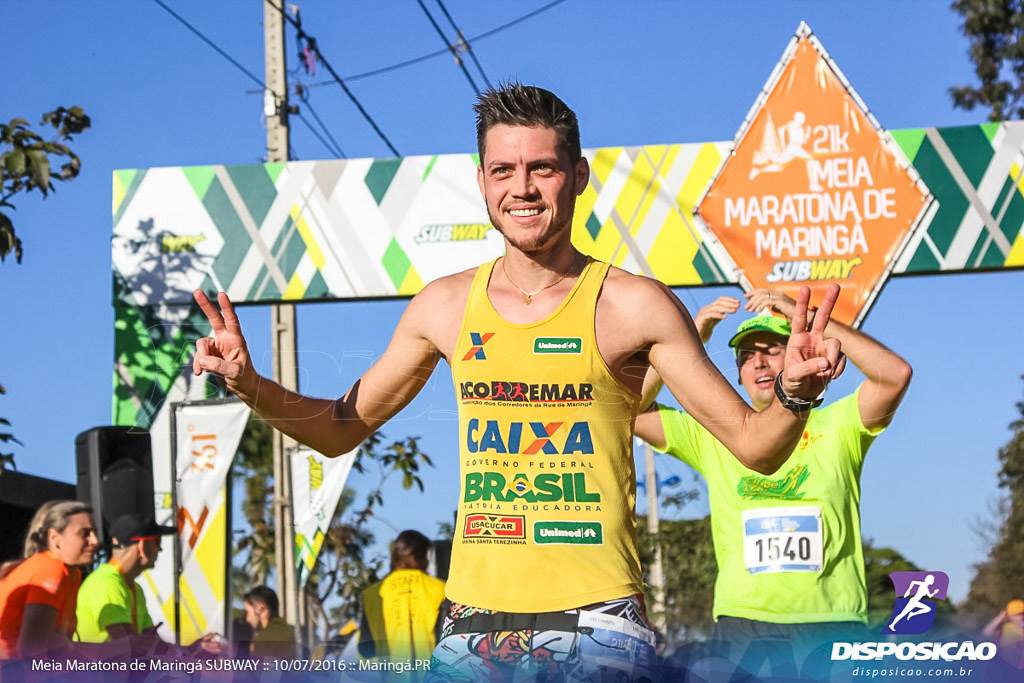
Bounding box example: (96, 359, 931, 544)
(193, 289, 442, 457)
(639, 282, 842, 474)
(743, 288, 912, 430)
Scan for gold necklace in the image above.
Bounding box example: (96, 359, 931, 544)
(501, 255, 576, 305)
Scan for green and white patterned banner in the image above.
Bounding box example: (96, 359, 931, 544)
(112, 123, 1024, 431)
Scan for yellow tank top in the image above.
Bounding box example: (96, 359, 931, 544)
(445, 257, 643, 612)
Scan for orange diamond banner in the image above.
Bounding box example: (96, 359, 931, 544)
(696, 25, 931, 326)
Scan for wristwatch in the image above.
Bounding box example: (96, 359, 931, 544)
(773, 373, 823, 413)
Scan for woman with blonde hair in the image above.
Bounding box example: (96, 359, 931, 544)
(0, 500, 97, 659)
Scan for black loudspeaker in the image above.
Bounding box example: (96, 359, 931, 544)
(75, 426, 154, 546)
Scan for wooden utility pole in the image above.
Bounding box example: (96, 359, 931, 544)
(644, 441, 666, 632)
(263, 0, 299, 628)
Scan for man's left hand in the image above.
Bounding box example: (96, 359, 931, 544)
(779, 284, 843, 401)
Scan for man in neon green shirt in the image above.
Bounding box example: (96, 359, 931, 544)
(635, 288, 912, 669)
(76, 513, 174, 643)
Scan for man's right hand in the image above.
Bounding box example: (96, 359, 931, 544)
(193, 290, 260, 399)
(693, 296, 741, 343)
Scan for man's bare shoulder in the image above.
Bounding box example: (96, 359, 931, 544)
(404, 265, 479, 355)
(601, 265, 677, 306)
(598, 266, 692, 344)
(411, 266, 477, 305)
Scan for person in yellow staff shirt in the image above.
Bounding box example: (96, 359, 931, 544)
(75, 513, 174, 643)
(983, 599, 1024, 666)
(359, 530, 447, 663)
(244, 585, 297, 660)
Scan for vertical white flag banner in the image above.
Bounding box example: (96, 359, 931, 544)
(174, 400, 250, 643)
(292, 445, 357, 587)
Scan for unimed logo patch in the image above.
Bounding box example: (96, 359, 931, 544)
(533, 337, 582, 354)
(463, 514, 525, 538)
(534, 521, 602, 545)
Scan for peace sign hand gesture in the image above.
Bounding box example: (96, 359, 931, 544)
(192, 290, 260, 400)
(779, 284, 843, 402)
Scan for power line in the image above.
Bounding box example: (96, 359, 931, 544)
(268, 0, 401, 157)
(471, 0, 568, 43)
(415, 0, 480, 94)
(434, 0, 493, 90)
(297, 87, 347, 158)
(150, 0, 265, 88)
(305, 0, 567, 86)
(151, 0, 345, 161)
(150, 1, 347, 162)
(296, 113, 343, 159)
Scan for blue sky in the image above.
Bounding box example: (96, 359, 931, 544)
(3, 0, 1022, 603)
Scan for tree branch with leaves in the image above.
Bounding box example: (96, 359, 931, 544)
(0, 106, 90, 471)
(1, 106, 90, 263)
(950, 0, 1024, 121)
(0, 384, 24, 471)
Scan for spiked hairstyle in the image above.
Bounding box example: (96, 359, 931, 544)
(474, 81, 581, 165)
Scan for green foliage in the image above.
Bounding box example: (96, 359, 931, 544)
(436, 521, 455, 541)
(637, 513, 717, 643)
(0, 106, 90, 263)
(950, 0, 1024, 121)
(863, 541, 921, 628)
(0, 107, 88, 468)
(307, 430, 434, 635)
(963, 376, 1024, 625)
(0, 383, 23, 471)
(232, 414, 275, 587)
(230, 417, 434, 643)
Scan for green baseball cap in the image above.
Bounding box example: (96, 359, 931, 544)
(728, 314, 792, 349)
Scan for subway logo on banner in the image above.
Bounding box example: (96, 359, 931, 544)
(466, 419, 593, 455)
(463, 514, 526, 538)
(460, 381, 593, 403)
(766, 255, 863, 283)
(465, 472, 600, 503)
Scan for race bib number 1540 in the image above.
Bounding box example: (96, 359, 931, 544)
(741, 506, 823, 574)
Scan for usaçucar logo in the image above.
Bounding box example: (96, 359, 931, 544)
(883, 571, 949, 635)
(464, 514, 525, 538)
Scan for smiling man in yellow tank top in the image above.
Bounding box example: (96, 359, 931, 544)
(192, 82, 844, 681)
